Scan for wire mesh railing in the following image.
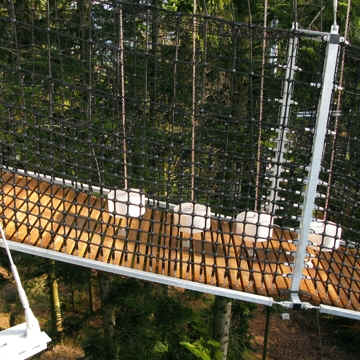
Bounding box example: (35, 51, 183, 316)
(0, 1, 360, 316)
(0, 1, 294, 213)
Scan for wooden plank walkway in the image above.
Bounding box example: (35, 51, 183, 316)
(1, 171, 360, 311)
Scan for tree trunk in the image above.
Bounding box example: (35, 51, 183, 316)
(88, 269, 98, 313)
(99, 272, 119, 359)
(70, 277, 76, 312)
(49, 260, 64, 340)
(213, 296, 232, 360)
(78, 0, 92, 63)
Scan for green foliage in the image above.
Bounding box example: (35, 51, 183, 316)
(153, 340, 169, 355)
(225, 301, 256, 360)
(82, 327, 115, 360)
(2, 1, 360, 357)
(180, 338, 222, 360)
(318, 315, 360, 355)
(1, 0, 359, 216)
(78, 278, 255, 359)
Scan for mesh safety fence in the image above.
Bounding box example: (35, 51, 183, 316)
(0, 1, 359, 310)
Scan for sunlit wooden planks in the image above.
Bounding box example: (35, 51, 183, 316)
(1, 171, 360, 312)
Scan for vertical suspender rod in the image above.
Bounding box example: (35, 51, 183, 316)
(268, 27, 299, 215)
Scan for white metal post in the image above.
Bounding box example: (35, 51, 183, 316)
(290, 25, 340, 299)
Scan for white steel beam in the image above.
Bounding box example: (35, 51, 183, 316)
(0, 240, 274, 307)
(290, 25, 340, 295)
(320, 304, 360, 321)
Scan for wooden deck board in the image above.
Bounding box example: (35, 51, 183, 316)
(211, 220, 231, 289)
(97, 216, 122, 264)
(220, 222, 240, 290)
(322, 251, 360, 310)
(131, 209, 152, 272)
(6, 180, 48, 245)
(1, 171, 360, 312)
(39, 186, 77, 249)
(332, 250, 360, 309)
(200, 231, 218, 286)
(257, 242, 279, 296)
(232, 234, 251, 290)
(266, 238, 291, 297)
(271, 229, 293, 296)
(15, 182, 52, 245)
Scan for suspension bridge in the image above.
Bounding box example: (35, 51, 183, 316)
(1, 0, 360, 328)
(2, 169, 360, 314)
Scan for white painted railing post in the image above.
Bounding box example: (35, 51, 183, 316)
(290, 25, 340, 302)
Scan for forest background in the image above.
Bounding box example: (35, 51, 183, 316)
(1, 1, 360, 359)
